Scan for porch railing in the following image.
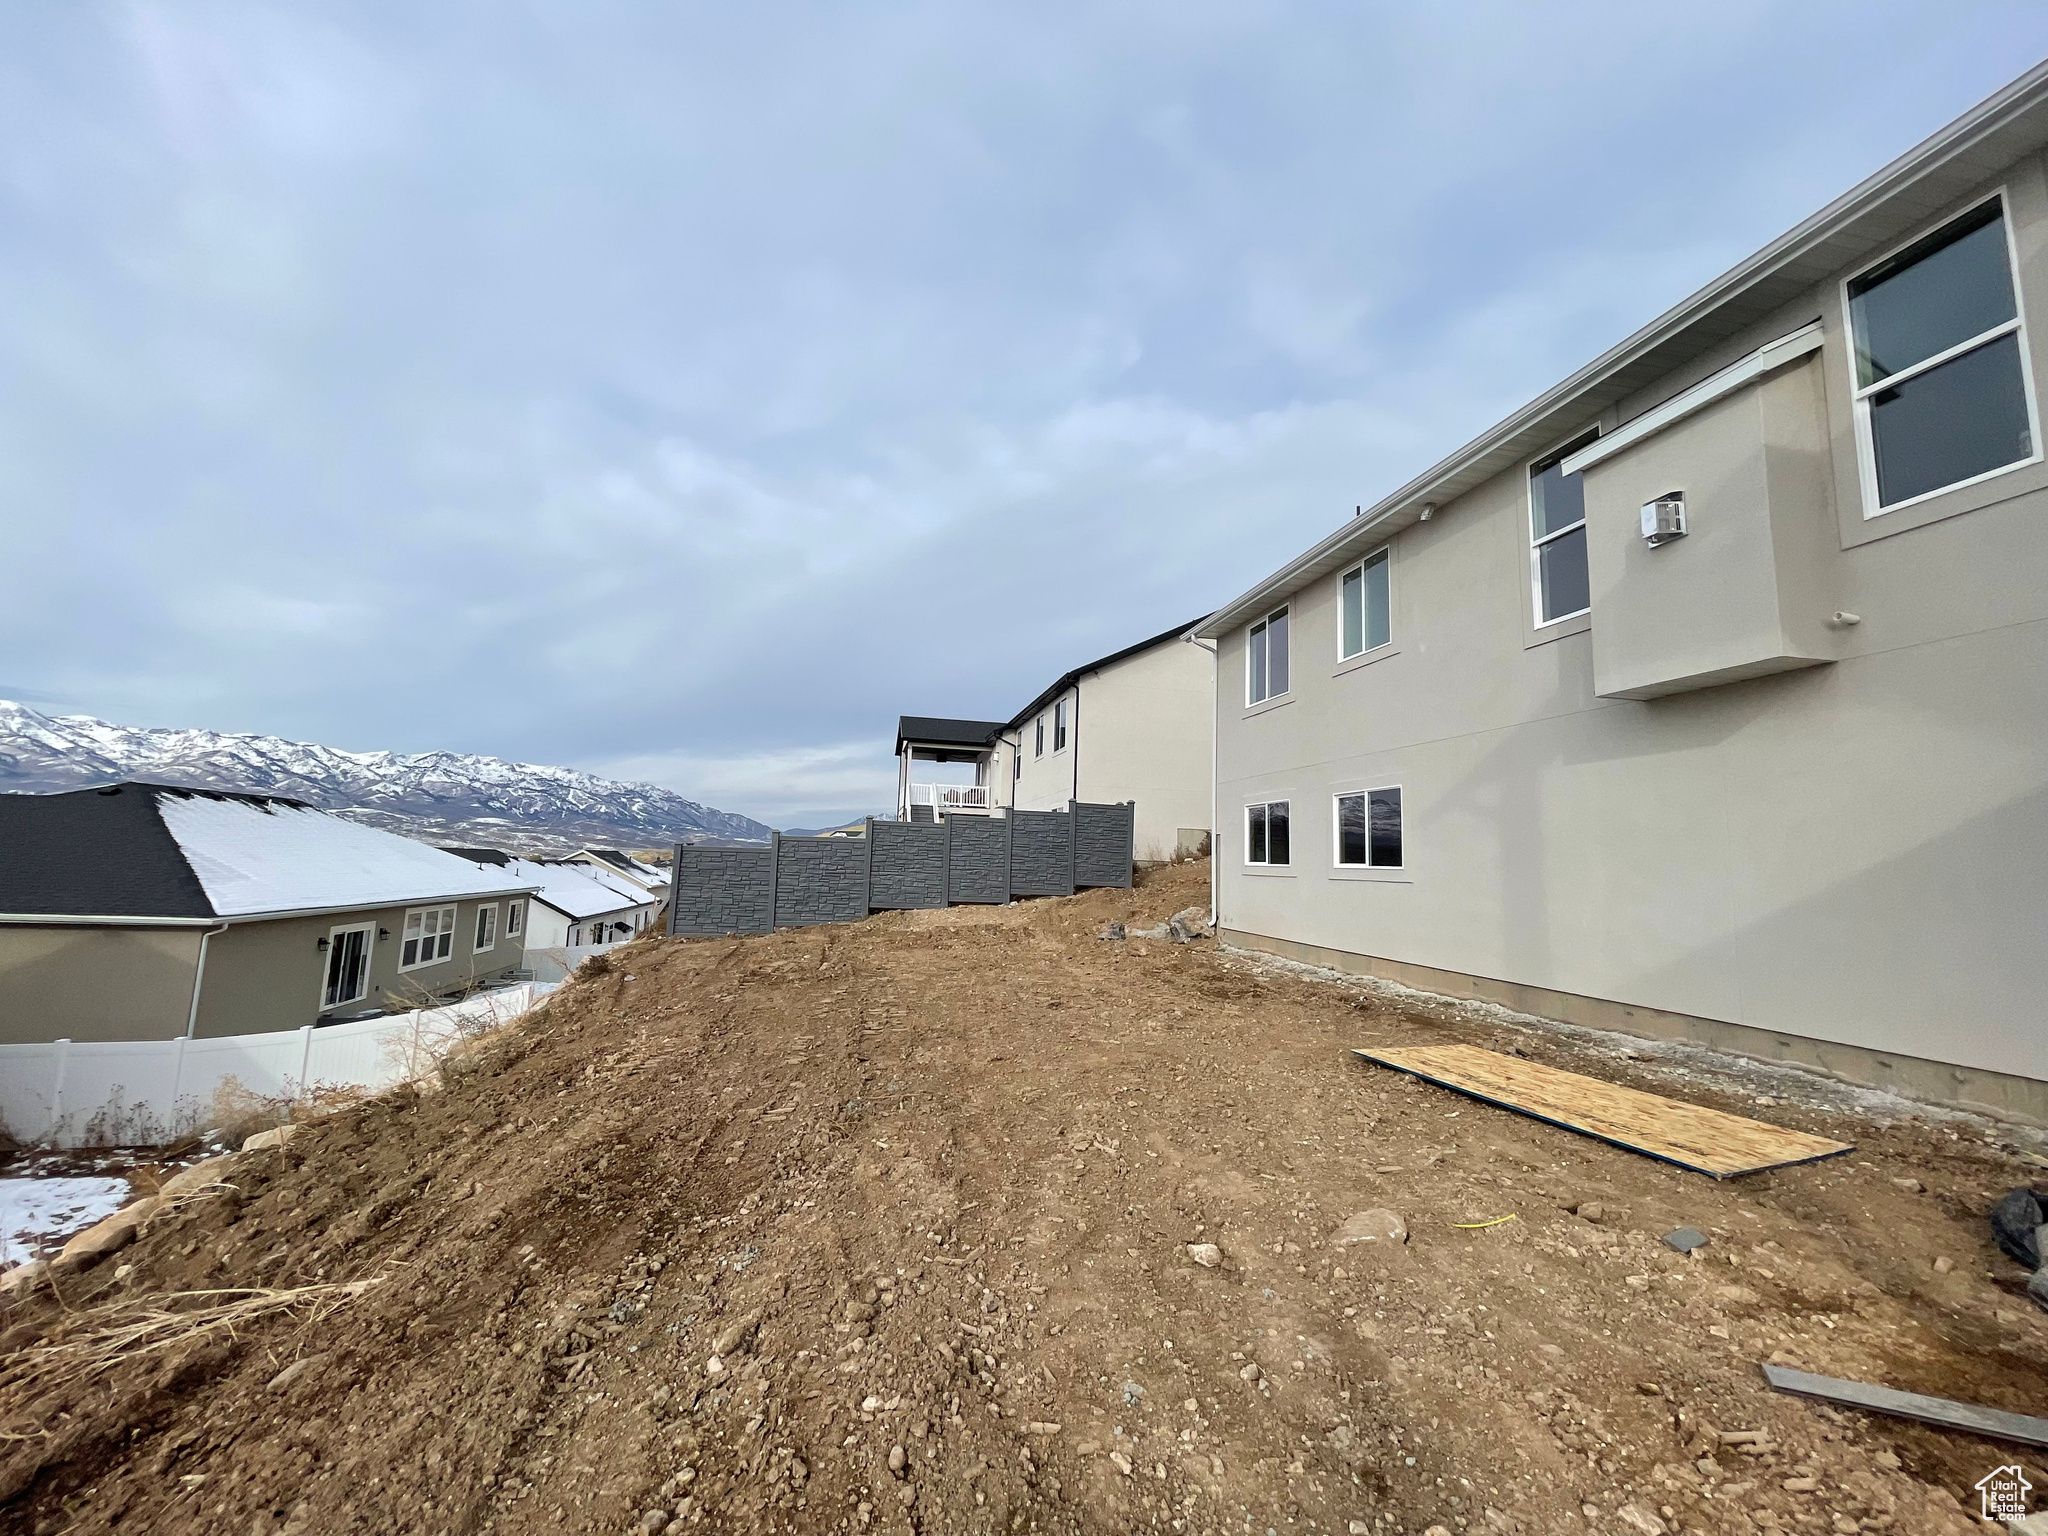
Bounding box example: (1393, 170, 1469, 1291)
(909, 783, 992, 811)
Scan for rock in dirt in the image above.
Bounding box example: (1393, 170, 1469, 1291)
(242, 1123, 301, 1154)
(1108, 1451, 1134, 1476)
(638, 1509, 669, 1534)
(266, 1354, 328, 1393)
(1167, 907, 1214, 942)
(1187, 1242, 1223, 1267)
(888, 1445, 906, 1476)
(1991, 1187, 2048, 1268)
(0, 1258, 49, 1298)
(1331, 1209, 1407, 1248)
(2027, 1267, 2048, 1314)
(1098, 923, 1126, 941)
(1661, 1227, 1707, 1253)
(1575, 1201, 1606, 1225)
(712, 1311, 762, 1357)
(54, 1197, 160, 1271)
(158, 1154, 240, 1199)
(1615, 1505, 1668, 1535)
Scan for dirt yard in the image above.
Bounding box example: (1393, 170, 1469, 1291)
(4, 860, 2047, 1536)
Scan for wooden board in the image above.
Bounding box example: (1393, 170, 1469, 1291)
(1763, 1364, 2048, 1448)
(1351, 1044, 1851, 1179)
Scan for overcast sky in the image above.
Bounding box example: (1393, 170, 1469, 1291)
(3, 4, 2044, 828)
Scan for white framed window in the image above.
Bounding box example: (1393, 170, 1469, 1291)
(1339, 548, 1391, 659)
(505, 900, 524, 938)
(1053, 697, 1068, 752)
(321, 922, 374, 1010)
(399, 905, 457, 970)
(1335, 787, 1402, 869)
(1844, 192, 2039, 516)
(474, 903, 497, 953)
(1530, 430, 1598, 626)
(1034, 715, 1045, 757)
(1246, 605, 1290, 704)
(1244, 800, 1291, 866)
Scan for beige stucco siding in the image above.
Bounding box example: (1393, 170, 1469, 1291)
(1074, 641, 1214, 861)
(1005, 640, 1215, 861)
(1215, 153, 2048, 1089)
(0, 926, 205, 1044)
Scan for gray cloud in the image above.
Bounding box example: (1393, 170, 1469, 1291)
(2, 1, 2043, 826)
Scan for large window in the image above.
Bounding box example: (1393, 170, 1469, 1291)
(474, 903, 497, 953)
(1847, 196, 2036, 513)
(322, 923, 373, 1009)
(1335, 788, 1402, 869)
(1053, 698, 1068, 752)
(1245, 800, 1290, 866)
(1340, 549, 1391, 658)
(1246, 606, 1290, 704)
(1530, 431, 1598, 626)
(399, 905, 457, 970)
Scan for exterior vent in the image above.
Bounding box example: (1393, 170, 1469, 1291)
(1640, 492, 1687, 547)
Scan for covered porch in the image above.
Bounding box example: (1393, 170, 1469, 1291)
(894, 715, 1006, 822)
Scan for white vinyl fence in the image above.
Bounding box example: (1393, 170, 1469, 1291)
(0, 982, 556, 1150)
(522, 938, 629, 984)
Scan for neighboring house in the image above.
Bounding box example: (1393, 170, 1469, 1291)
(441, 850, 656, 947)
(562, 848, 671, 905)
(895, 618, 1214, 861)
(1194, 61, 2048, 1119)
(0, 783, 536, 1045)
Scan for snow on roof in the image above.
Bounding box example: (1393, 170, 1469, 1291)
(156, 792, 535, 918)
(551, 858, 651, 903)
(480, 856, 649, 921)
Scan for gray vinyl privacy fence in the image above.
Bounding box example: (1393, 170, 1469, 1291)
(668, 800, 1135, 938)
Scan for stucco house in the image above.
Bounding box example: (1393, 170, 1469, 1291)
(562, 848, 671, 907)
(0, 782, 537, 1045)
(442, 849, 657, 948)
(1196, 61, 2048, 1121)
(896, 618, 1214, 862)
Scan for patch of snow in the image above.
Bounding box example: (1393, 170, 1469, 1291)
(0, 1175, 129, 1264)
(445, 853, 650, 922)
(158, 793, 536, 917)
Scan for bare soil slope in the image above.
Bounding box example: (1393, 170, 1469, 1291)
(4, 862, 2046, 1536)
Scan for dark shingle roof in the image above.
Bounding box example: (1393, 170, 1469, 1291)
(895, 716, 1008, 756)
(0, 783, 276, 919)
(440, 846, 513, 866)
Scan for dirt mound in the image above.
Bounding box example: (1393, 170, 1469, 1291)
(2, 861, 2041, 1535)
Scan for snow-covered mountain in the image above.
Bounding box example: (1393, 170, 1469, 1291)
(0, 700, 771, 854)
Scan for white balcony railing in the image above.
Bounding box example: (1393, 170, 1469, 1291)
(909, 782, 992, 812)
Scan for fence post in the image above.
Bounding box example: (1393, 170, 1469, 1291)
(767, 831, 782, 933)
(667, 841, 686, 936)
(942, 809, 954, 906)
(49, 1038, 69, 1142)
(1068, 798, 1080, 895)
(862, 817, 876, 914)
(293, 1024, 315, 1117)
(167, 1033, 188, 1136)
(1003, 809, 1014, 904)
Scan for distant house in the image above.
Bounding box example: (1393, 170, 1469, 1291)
(442, 849, 656, 949)
(0, 783, 537, 1045)
(562, 848, 671, 905)
(896, 618, 1215, 861)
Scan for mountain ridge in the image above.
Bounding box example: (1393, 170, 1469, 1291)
(0, 700, 771, 855)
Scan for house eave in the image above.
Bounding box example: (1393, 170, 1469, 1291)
(0, 884, 543, 929)
(1195, 56, 2048, 639)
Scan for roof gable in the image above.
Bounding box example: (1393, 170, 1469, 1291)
(0, 783, 215, 918)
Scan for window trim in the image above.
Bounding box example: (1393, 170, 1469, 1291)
(474, 902, 497, 954)
(398, 904, 458, 972)
(1243, 798, 1292, 867)
(505, 899, 524, 939)
(1332, 786, 1404, 872)
(1034, 714, 1045, 758)
(1053, 697, 1068, 753)
(1840, 187, 2042, 520)
(1527, 427, 1601, 630)
(1244, 604, 1291, 706)
(319, 921, 375, 1011)
(1337, 546, 1393, 662)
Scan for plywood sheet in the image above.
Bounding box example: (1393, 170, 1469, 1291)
(1352, 1044, 1852, 1178)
